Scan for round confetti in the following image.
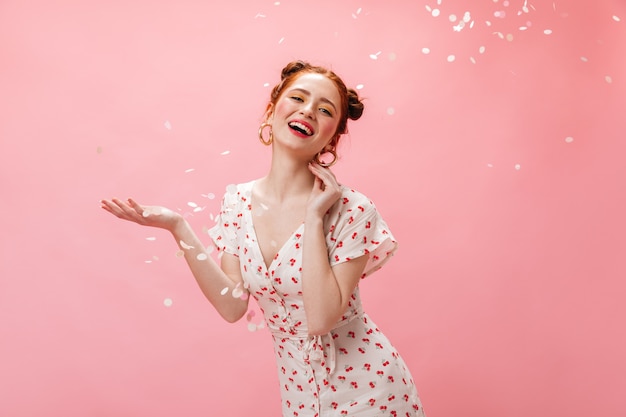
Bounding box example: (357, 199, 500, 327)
(544, 29, 553, 35)
(479, 46, 486, 54)
(175, 250, 184, 258)
(449, 14, 457, 22)
(232, 286, 244, 299)
(514, 164, 521, 171)
(506, 34, 514, 42)
(387, 107, 395, 116)
(565, 136, 574, 143)
(248, 323, 258, 332)
(605, 75, 613, 84)
(196, 253, 208, 261)
(421, 47, 431, 54)
(447, 55, 456, 62)
(163, 298, 173, 307)
(96, 146, 103, 154)
(432, 9, 440, 17)
(388, 52, 397, 61)
(164, 120, 172, 130)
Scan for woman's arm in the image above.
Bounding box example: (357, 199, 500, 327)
(101, 198, 249, 323)
(302, 163, 369, 336)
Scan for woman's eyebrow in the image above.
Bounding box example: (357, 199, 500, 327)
(290, 88, 337, 112)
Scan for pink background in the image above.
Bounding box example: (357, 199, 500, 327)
(1, 1, 625, 416)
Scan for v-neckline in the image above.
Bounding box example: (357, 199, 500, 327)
(246, 180, 305, 272)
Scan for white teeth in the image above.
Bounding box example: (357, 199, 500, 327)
(289, 121, 313, 135)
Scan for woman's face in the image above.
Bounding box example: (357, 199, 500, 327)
(270, 72, 342, 160)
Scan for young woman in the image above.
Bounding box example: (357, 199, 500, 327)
(101, 61, 426, 417)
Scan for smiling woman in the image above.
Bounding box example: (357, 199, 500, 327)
(101, 60, 426, 416)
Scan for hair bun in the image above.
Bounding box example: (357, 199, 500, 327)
(281, 61, 309, 80)
(347, 89, 364, 121)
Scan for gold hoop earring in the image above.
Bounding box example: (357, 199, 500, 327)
(258, 122, 273, 146)
(314, 148, 338, 167)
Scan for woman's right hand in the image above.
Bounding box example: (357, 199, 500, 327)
(100, 198, 183, 231)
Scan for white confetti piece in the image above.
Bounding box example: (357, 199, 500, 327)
(387, 107, 395, 115)
(180, 240, 194, 250)
(369, 51, 381, 60)
(196, 253, 208, 261)
(164, 120, 172, 130)
(96, 146, 103, 154)
(263, 82, 270, 87)
(248, 323, 258, 332)
(519, 26, 528, 31)
(278, 37, 285, 44)
(221, 150, 230, 155)
(487, 163, 494, 168)
(432, 9, 440, 17)
(515, 164, 521, 170)
(185, 168, 195, 173)
(254, 13, 266, 18)
(356, 84, 364, 90)
(175, 250, 184, 258)
(188, 201, 198, 208)
(422, 47, 431, 54)
(447, 54, 456, 62)
(470, 57, 477, 64)
(274, 1, 280, 5)
(425, 5, 432, 12)
(479, 46, 486, 54)
(544, 29, 553, 35)
(605, 75, 613, 84)
(146, 237, 156, 241)
(163, 298, 173, 307)
(565, 136, 574, 143)
(613, 15, 621, 22)
(220, 287, 229, 296)
(494, 11, 505, 18)
(202, 192, 216, 199)
(226, 184, 238, 194)
(388, 52, 397, 61)
(506, 34, 514, 41)
(580, 56, 588, 62)
(232, 285, 244, 299)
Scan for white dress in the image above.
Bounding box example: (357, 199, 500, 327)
(209, 181, 426, 417)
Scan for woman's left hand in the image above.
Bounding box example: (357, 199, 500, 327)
(306, 161, 342, 218)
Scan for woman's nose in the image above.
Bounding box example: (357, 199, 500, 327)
(300, 102, 315, 119)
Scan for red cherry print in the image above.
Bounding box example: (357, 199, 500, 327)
(369, 381, 376, 388)
(342, 197, 349, 204)
(351, 232, 358, 239)
(363, 363, 371, 371)
(345, 366, 353, 372)
(350, 381, 358, 389)
(383, 360, 390, 367)
(358, 347, 366, 354)
(388, 394, 396, 401)
(369, 398, 376, 406)
(348, 216, 354, 224)
(331, 402, 338, 409)
(388, 376, 395, 383)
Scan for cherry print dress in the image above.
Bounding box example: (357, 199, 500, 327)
(209, 181, 426, 417)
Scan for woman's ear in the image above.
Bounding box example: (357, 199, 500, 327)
(263, 103, 274, 122)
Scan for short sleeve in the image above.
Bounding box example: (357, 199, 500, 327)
(326, 189, 398, 278)
(208, 185, 241, 256)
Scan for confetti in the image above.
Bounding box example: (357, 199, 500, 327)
(356, 84, 364, 90)
(479, 46, 486, 54)
(388, 52, 397, 61)
(605, 75, 613, 84)
(506, 34, 514, 42)
(544, 29, 553, 35)
(196, 253, 208, 261)
(180, 240, 194, 250)
(432, 9, 440, 17)
(580, 56, 588, 62)
(514, 164, 521, 170)
(421, 47, 431, 54)
(447, 54, 456, 62)
(449, 14, 457, 22)
(188, 202, 198, 208)
(146, 237, 156, 241)
(248, 323, 258, 332)
(565, 137, 574, 143)
(387, 107, 395, 115)
(232, 284, 244, 299)
(369, 51, 381, 60)
(221, 150, 230, 155)
(612, 15, 621, 22)
(163, 298, 173, 307)
(96, 146, 103, 154)
(164, 120, 172, 130)
(487, 164, 494, 168)
(494, 11, 506, 18)
(278, 37, 285, 44)
(220, 287, 229, 296)
(175, 250, 184, 257)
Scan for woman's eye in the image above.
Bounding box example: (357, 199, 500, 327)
(290, 96, 303, 102)
(320, 108, 333, 116)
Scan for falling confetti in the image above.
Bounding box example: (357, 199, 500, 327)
(356, 84, 364, 90)
(188, 202, 198, 208)
(179, 240, 194, 250)
(422, 47, 431, 54)
(515, 164, 521, 171)
(146, 237, 156, 241)
(221, 150, 230, 155)
(605, 75, 613, 84)
(196, 253, 208, 261)
(544, 29, 553, 35)
(369, 51, 382, 60)
(613, 15, 621, 22)
(96, 146, 103, 154)
(185, 168, 195, 173)
(447, 54, 456, 62)
(387, 107, 395, 115)
(164, 120, 172, 130)
(163, 298, 173, 307)
(565, 137, 574, 143)
(220, 287, 229, 296)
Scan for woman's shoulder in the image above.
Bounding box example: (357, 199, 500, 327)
(338, 185, 376, 208)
